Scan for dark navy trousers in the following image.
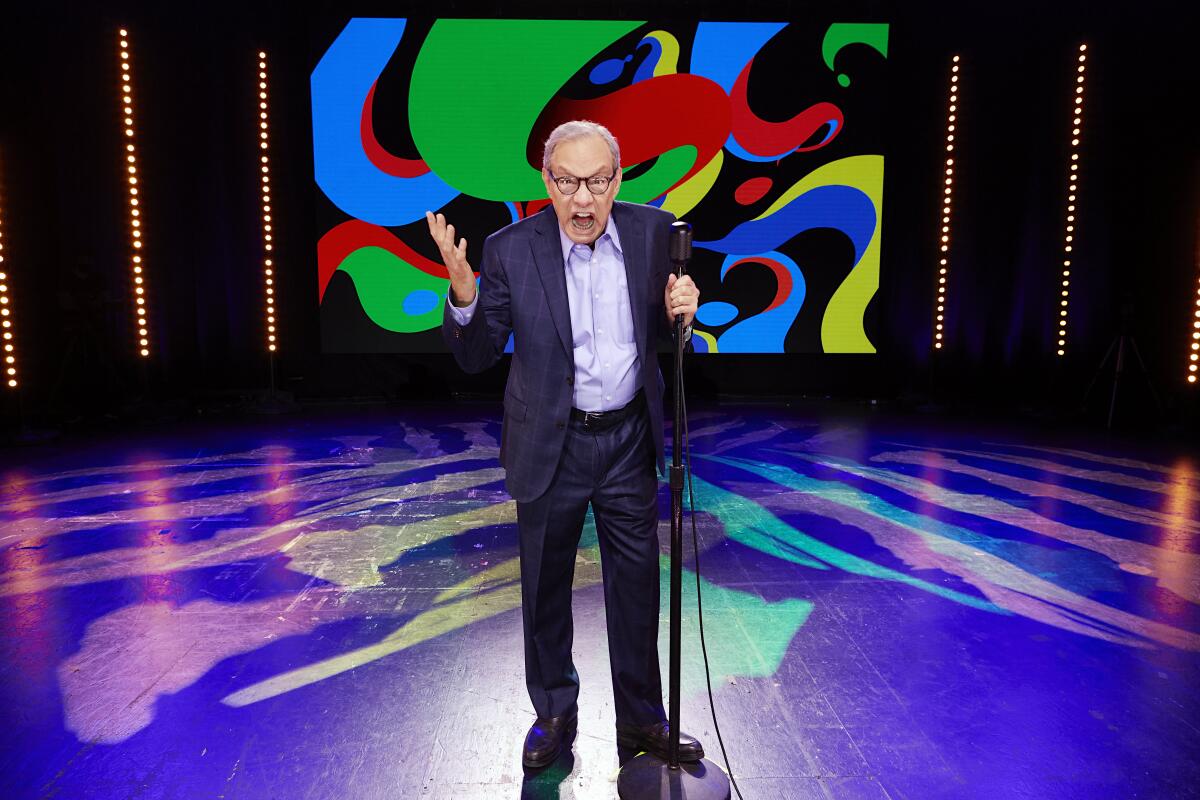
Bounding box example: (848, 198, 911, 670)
(516, 401, 666, 726)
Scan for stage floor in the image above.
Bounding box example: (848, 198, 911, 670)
(1, 404, 1197, 799)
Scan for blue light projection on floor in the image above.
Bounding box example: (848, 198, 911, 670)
(0, 407, 1196, 799)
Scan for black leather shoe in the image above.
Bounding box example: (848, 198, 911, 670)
(522, 711, 578, 769)
(615, 719, 704, 762)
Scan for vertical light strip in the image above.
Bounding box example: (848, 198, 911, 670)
(118, 28, 150, 358)
(933, 55, 960, 350)
(1056, 44, 1087, 357)
(0, 154, 18, 388)
(257, 51, 277, 354)
(1189, 213, 1199, 383)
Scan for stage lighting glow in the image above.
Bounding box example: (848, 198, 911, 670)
(257, 52, 277, 354)
(0, 166, 17, 389)
(933, 56, 960, 351)
(1192, 260, 1200, 384)
(118, 28, 150, 360)
(1056, 44, 1088, 357)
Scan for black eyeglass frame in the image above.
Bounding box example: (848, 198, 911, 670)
(547, 170, 618, 196)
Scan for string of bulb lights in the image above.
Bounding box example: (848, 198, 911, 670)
(119, 28, 150, 359)
(1190, 225, 1199, 383)
(0, 155, 17, 388)
(1056, 44, 1087, 358)
(258, 51, 278, 354)
(933, 55, 960, 351)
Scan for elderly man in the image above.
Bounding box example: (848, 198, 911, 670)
(426, 120, 702, 769)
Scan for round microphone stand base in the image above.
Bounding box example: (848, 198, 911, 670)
(617, 754, 731, 800)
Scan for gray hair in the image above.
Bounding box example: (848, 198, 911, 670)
(542, 120, 621, 172)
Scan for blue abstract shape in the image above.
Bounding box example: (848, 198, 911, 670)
(692, 335, 710, 353)
(713, 251, 806, 353)
(631, 36, 663, 84)
(402, 289, 440, 317)
(692, 22, 789, 158)
(504, 201, 521, 225)
(697, 301, 739, 327)
(692, 22, 788, 94)
(589, 58, 625, 85)
(724, 138, 787, 164)
(697, 185, 875, 260)
(311, 18, 458, 226)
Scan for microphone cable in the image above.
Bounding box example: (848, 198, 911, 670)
(678, 361, 746, 800)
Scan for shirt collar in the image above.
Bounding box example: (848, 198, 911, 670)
(558, 214, 623, 265)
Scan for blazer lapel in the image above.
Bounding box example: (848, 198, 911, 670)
(531, 209, 573, 358)
(613, 203, 649, 360)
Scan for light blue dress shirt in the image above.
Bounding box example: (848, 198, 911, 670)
(447, 216, 640, 412)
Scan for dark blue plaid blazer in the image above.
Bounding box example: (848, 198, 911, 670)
(443, 201, 677, 503)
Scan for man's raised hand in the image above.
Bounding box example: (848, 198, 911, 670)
(425, 211, 476, 307)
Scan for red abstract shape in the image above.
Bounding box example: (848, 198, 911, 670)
(731, 59, 844, 157)
(361, 82, 431, 178)
(734, 177, 773, 205)
(318, 221, 453, 302)
(532, 74, 730, 194)
(727, 257, 792, 312)
(522, 199, 553, 218)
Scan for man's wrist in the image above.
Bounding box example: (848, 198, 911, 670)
(449, 286, 476, 308)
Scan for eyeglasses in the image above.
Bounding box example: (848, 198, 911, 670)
(548, 170, 616, 196)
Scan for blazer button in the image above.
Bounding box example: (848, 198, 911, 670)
(556, 421, 565, 429)
(566, 376, 574, 386)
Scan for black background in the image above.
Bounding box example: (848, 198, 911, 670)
(0, 0, 1194, 427)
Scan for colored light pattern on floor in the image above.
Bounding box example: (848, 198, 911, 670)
(0, 407, 1197, 799)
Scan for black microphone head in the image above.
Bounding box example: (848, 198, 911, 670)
(669, 220, 693, 263)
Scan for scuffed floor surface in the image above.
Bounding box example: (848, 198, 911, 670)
(1, 404, 1197, 799)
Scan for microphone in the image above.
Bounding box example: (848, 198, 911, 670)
(668, 221, 692, 330)
(669, 220, 692, 277)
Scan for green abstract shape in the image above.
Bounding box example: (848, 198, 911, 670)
(658, 557, 813, 696)
(758, 155, 883, 353)
(409, 20, 644, 201)
(660, 150, 722, 218)
(620, 145, 698, 204)
(337, 247, 449, 333)
(822, 23, 890, 87)
(691, 458, 1002, 612)
(583, 508, 811, 691)
(679, 471, 829, 570)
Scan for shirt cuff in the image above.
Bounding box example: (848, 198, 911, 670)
(447, 291, 478, 326)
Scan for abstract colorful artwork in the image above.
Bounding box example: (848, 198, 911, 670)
(313, 19, 889, 353)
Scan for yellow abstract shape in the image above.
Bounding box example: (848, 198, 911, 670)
(223, 553, 606, 708)
(0, 456, 505, 597)
(693, 330, 719, 353)
(758, 155, 883, 353)
(659, 150, 723, 218)
(644, 30, 680, 77)
(436, 553, 523, 603)
(283, 497, 516, 589)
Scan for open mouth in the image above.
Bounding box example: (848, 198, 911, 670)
(570, 212, 595, 234)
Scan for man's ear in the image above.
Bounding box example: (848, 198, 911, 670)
(541, 169, 555, 198)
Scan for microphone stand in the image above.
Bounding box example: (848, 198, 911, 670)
(617, 221, 730, 800)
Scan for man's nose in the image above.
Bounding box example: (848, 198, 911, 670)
(574, 187, 595, 208)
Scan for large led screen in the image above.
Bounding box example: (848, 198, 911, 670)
(313, 19, 888, 353)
